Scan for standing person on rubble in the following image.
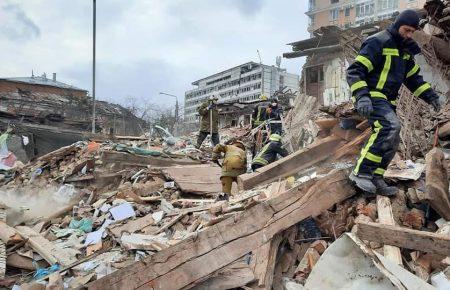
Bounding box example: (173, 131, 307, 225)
(212, 139, 247, 200)
(266, 98, 283, 134)
(251, 95, 270, 128)
(347, 9, 442, 196)
(251, 133, 289, 171)
(196, 95, 219, 148)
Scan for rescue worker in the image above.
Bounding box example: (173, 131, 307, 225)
(266, 98, 283, 134)
(212, 140, 247, 200)
(252, 134, 289, 171)
(252, 95, 270, 128)
(347, 9, 441, 196)
(196, 95, 219, 148)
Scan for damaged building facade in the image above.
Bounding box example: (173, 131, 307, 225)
(184, 62, 299, 129)
(0, 74, 146, 160)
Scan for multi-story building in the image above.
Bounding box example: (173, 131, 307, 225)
(184, 62, 299, 124)
(306, 0, 426, 33)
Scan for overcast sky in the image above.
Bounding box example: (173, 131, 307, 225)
(0, 0, 309, 109)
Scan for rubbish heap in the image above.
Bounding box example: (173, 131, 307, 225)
(1, 3, 450, 290)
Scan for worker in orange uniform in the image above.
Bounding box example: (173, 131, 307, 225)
(212, 140, 247, 201)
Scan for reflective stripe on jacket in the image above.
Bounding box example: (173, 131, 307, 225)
(252, 141, 289, 166)
(347, 28, 438, 106)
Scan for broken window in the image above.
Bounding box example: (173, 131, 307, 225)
(331, 0, 339, 4)
(306, 66, 324, 84)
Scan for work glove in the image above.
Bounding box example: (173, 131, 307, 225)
(431, 98, 441, 112)
(356, 96, 373, 118)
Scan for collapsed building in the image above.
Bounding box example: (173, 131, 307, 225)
(0, 1, 450, 289)
(0, 74, 146, 161)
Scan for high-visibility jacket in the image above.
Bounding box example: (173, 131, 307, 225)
(213, 144, 247, 177)
(252, 141, 289, 167)
(347, 26, 438, 106)
(252, 101, 270, 127)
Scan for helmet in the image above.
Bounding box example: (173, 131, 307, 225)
(209, 95, 218, 101)
(269, 134, 282, 142)
(260, 95, 268, 101)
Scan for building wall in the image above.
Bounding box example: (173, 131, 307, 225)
(0, 80, 87, 99)
(184, 63, 299, 124)
(0, 80, 145, 136)
(322, 57, 351, 106)
(307, 0, 426, 33)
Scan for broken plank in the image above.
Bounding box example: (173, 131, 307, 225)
(376, 196, 402, 266)
(238, 135, 343, 190)
(7, 253, 48, 270)
(250, 234, 283, 289)
(108, 214, 155, 238)
(314, 118, 339, 131)
(192, 257, 256, 290)
(162, 164, 222, 195)
(101, 151, 200, 168)
(424, 148, 450, 220)
(356, 221, 450, 256)
(333, 128, 371, 160)
(15, 226, 77, 267)
(88, 169, 354, 290)
(331, 124, 362, 142)
(0, 222, 22, 244)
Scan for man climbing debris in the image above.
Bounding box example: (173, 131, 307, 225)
(196, 95, 219, 148)
(251, 95, 270, 128)
(212, 140, 247, 201)
(347, 9, 442, 196)
(251, 133, 289, 171)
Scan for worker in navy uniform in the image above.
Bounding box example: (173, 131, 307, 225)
(252, 134, 289, 171)
(347, 10, 442, 196)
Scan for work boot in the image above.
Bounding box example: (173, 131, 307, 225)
(349, 172, 377, 195)
(373, 176, 398, 197)
(215, 192, 229, 202)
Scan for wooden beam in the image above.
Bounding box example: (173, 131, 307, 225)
(376, 196, 402, 266)
(238, 136, 343, 190)
(424, 148, 450, 220)
(250, 234, 283, 289)
(15, 226, 77, 267)
(101, 151, 200, 168)
(192, 257, 256, 290)
(88, 169, 354, 290)
(356, 221, 450, 256)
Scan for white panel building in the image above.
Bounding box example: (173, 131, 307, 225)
(184, 62, 299, 123)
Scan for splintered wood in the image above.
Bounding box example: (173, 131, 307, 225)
(238, 136, 343, 190)
(88, 169, 355, 290)
(376, 196, 402, 266)
(424, 148, 450, 220)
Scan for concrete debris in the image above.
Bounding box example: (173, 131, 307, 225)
(2, 2, 450, 289)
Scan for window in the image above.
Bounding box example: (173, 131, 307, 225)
(356, 2, 374, 17)
(330, 8, 339, 21)
(331, 0, 339, 3)
(379, 0, 398, 10)
(345, 7, 351, 17)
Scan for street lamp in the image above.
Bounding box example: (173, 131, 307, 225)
(91, 0, 96, 133)
(159, 92, 179, 122)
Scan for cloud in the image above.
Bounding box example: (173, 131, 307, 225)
(226, 0, 265, 16)
(0, 0, 309, 111)
(0, 3, 40, 41)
